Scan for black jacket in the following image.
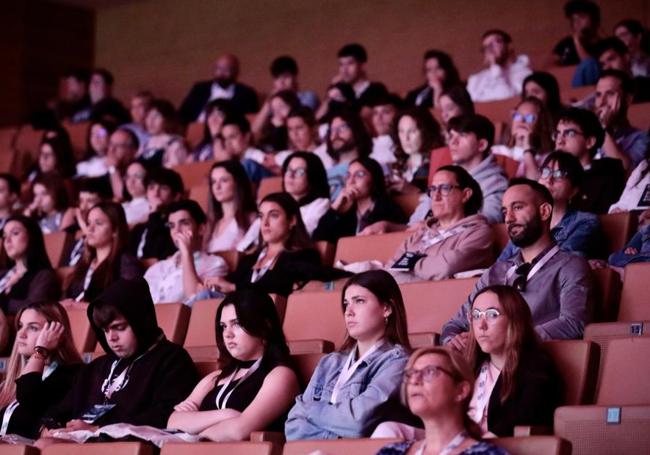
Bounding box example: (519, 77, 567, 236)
(575, 158, 625, 214)
(0, 268, 60, 315)
(43, 278, 198, 429)
(65, 254, 142, 303)
(487, 346, 563, 436)
(178, 80, 259, 123)
(127, 211, 176, 260)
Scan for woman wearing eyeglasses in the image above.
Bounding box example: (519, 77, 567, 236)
(385, 166, 494, 282)
(375, 346, 510, 455)
(313, 157, 406, 244)
(497, 151, 603, 261)
(286, 270, 416, 440)
(491, 97, 554, 179)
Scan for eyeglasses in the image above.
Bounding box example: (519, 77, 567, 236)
(345, 170, 368, 181)
(540, 167, 569, 180)
(427, 184, 461, 197)
(552, 129, 585, 141)
(403, 365, 456, 383)
(512, 112, 537, 124)
(470, 308, 502, 322)
(285, 167, 307, 178)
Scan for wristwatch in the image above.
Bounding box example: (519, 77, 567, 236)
(33, 346, 50, 359)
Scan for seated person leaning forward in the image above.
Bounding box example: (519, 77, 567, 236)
(37, 278, 198, 447)
(442, 178, 592, 348)
(167, 289, 299, 440)
(285, 270, 416, 440)
(144, 199, 228, 306)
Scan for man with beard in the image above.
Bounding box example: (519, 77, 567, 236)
(179, 53, 259, 123)
(315, 110, 372, 200)
(441, 178, 592, 350)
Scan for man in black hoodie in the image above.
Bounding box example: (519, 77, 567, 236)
(38, 278, 198, 443)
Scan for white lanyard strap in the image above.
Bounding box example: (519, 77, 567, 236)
(330, 342, 382, 405)
(0, 268, 17, 295)
(75, 265, 95, 302)
(214, 357, 262, 409)
(0, 361, 59, 436)
(251, 249, 276, 283)
(505, 245, 560, 284)
(470, 361, 499, 425)
(418, 224, 468, 252)
(101, 339, 160, 401)
(415, 431, 468, 455)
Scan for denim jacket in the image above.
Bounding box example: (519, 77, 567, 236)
(498, 210, 603, 261)
(285, 342, 409, 440)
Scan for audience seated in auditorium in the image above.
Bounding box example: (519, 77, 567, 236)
(26, 135, 76, 189)
(609, 209, 650, 267)
(270, 55, 319, 110)
(467, 29, 532, 102)
(313, 157, 406, 244)
(121, 91, 153, 149)
(609, 153, 650, 213)
(272, 106, 320, 168)
(0, 301, 82, 439)
(128, 168, 182, 260)
(121, 162, 150, 225)
(103, 128, 140, 200)
(205, 193, 345, 297)
(333, 43, 387, 111)
(62, 202, 141, 308)
(145, 200, 227, 305)
(191, 99, 235, 163)
(216, 115, 274, 185)
(86, 68, 131, 124)
(179, 53, 259, 123)
(387, 107, 443, 192)
(551, 0, 602, 67)
(368, 93, 401, 167)
(60, 177, 112, 267)
(0, 216, 60, 350)
(374, 347, 511, 455)
(405, 49, 462, 109)
(239, 152, 330, 251)
(314, 82, 358, 127)
(554, 107, 626, 213)
(285, 270, 415, 440)
(138, 99, 188, 168)
(596, 37, 650, 103)
(203, 160, 257, 254)
(168, 289, 299, 440)
(76, 118, 116, 178)
(442, 179, 592, 345)
(0, 174, 20, 231)
(52, 69, 91, 123)
(38, 278, 198, 446)
(380, 166, 494, 282)
(491, 97, 555, 179)
(316, 110, 372, 199)
(252, 89, 300, 153)
(615, 19, 650, 77)
(499, 151, 603, 260)
(522, 72, 564, 122)
(438, 85, 475, 129)
(24, 173, 75, 234)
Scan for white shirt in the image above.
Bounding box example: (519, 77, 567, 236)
(243, 147, 266, 164)
(370, 135, 397, 166)
(207, 218, 246, 253)
(197, 83, 237, 121)
(467, 54, 532, 102)
(313, 144, 335, 169)
(609, 160, 650, 213)
(122, 196, 150, 226)
(76, 156, 108, 178)
(144, 251, 228, 305)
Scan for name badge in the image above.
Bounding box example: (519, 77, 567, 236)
(81, 403, 116, 423)
(637, 184, 650, 207)
(390, 252, 426, 271)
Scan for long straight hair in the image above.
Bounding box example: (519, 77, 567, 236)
(253, 192, 313, 254)
(0, 301, 82, 408)
(465, 285, 539, 402)
(339, 270, 411, 352)
(0, 215, 52, 272)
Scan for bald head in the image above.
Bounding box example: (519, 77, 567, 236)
(214, 54, 240, 87)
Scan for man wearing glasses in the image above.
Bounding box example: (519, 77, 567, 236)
(553, 107, 625, 213)
(442, 178, 592, 350)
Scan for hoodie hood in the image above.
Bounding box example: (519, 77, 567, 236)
(87, 277, 163, 356)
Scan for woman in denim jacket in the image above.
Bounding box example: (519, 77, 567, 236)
(285, 270, 414, 440)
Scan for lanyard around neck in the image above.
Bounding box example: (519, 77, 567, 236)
(505, 245, 559, 285)
(415, 431, 468, 455)
(214, 357, 263, 409)
(330, 341, 383, 405)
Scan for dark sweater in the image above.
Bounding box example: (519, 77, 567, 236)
(0, 268, 60, 315)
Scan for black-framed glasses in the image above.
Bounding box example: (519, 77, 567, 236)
(285, 167, 307, 178)
(540, 168, 569, 180)
(552, 129, 585, 141)
(427, 184, 461, 197)
(470, 308, 502, 322)
(403, 365, 456, 383)
(512, 112, 537, 124)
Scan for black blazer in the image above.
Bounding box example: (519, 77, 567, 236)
(576, 158, 625, 214)
(178, 80, 259, 123)
(487, 346, 563, 436)
(405, 84, 434, 108)
(0, 268, 60, 315)
(65, 253, 142, 303)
